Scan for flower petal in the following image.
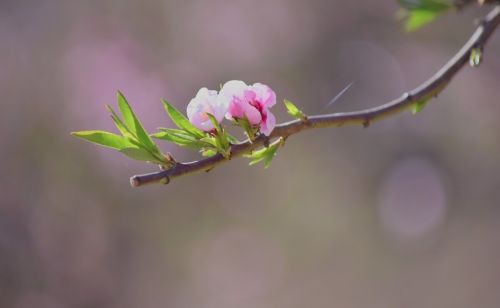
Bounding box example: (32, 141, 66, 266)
(260, 109, 276, 136)
(243, 103, 262, 125)
(220, 80, 248, 99)
(187, 87, 222, 132)
(252, 83, 276, 107)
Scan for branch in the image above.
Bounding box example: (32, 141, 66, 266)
(131, 5, 500, 187)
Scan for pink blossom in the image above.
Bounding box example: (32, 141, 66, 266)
(220, 80, 276, 136)
(187, 87, 229, 132)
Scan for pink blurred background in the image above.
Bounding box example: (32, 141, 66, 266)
(1, 1, 500, 307)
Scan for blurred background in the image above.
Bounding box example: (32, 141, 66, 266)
(2, 0, 500, 307)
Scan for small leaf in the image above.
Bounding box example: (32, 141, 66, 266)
(106, 105, 134, 137)
(200, 136, 228, 157)
(469, 47, 483, 67)
(404, 9, 440, 31)
(199, 136, 218, 148)
(244, 138, 283, 168)
(162, 99, 205, 138)
(116, 92, 157, 151)
(71, 130, 133, 150)
(119, 147, 163, 164)
(117, 92, 137, 134)
(152, 131, 208, 149)
(284, 99, 306, 120)
(411, 99, 429, 114)
(247, 152, 266, 166)
(156, 128, 200, 141)
(262, 144, 280, 168)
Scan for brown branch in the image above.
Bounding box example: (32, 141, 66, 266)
(131, 5, 500, 187)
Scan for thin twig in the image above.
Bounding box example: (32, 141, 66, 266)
(131, 5, 500, 187)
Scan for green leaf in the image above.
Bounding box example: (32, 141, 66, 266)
(73, 130, 167, 164)
(398, 0, 453, 31)
(162, 99, 205, 138)
(411, 99, 430, 114)
(116, 92, 157, 151)
(284, 99, 306, 120)
(201, 136, 228, 156)
(71, 130, 133, 150)
(244, 138, 283, 168)
(117, 92, 137, 133)
(156, 128, 200, 141)
(106, 105, 134, 137)
(158, 127, 195, 136)
(152, 131, 208, 149)
(404, 10, 440, 31)
(119, 147, 163, 164)
(199, 136, 219, 148)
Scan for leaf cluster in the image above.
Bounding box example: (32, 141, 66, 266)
(72, 92, 169, 166)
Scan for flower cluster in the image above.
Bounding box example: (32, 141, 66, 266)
(73, 80, 294, 170)
(187, 80, 277, 136)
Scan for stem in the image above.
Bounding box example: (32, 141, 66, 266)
(131, 5, 500, 187)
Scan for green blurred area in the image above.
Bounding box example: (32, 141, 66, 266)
(1, 0, 500, 307)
